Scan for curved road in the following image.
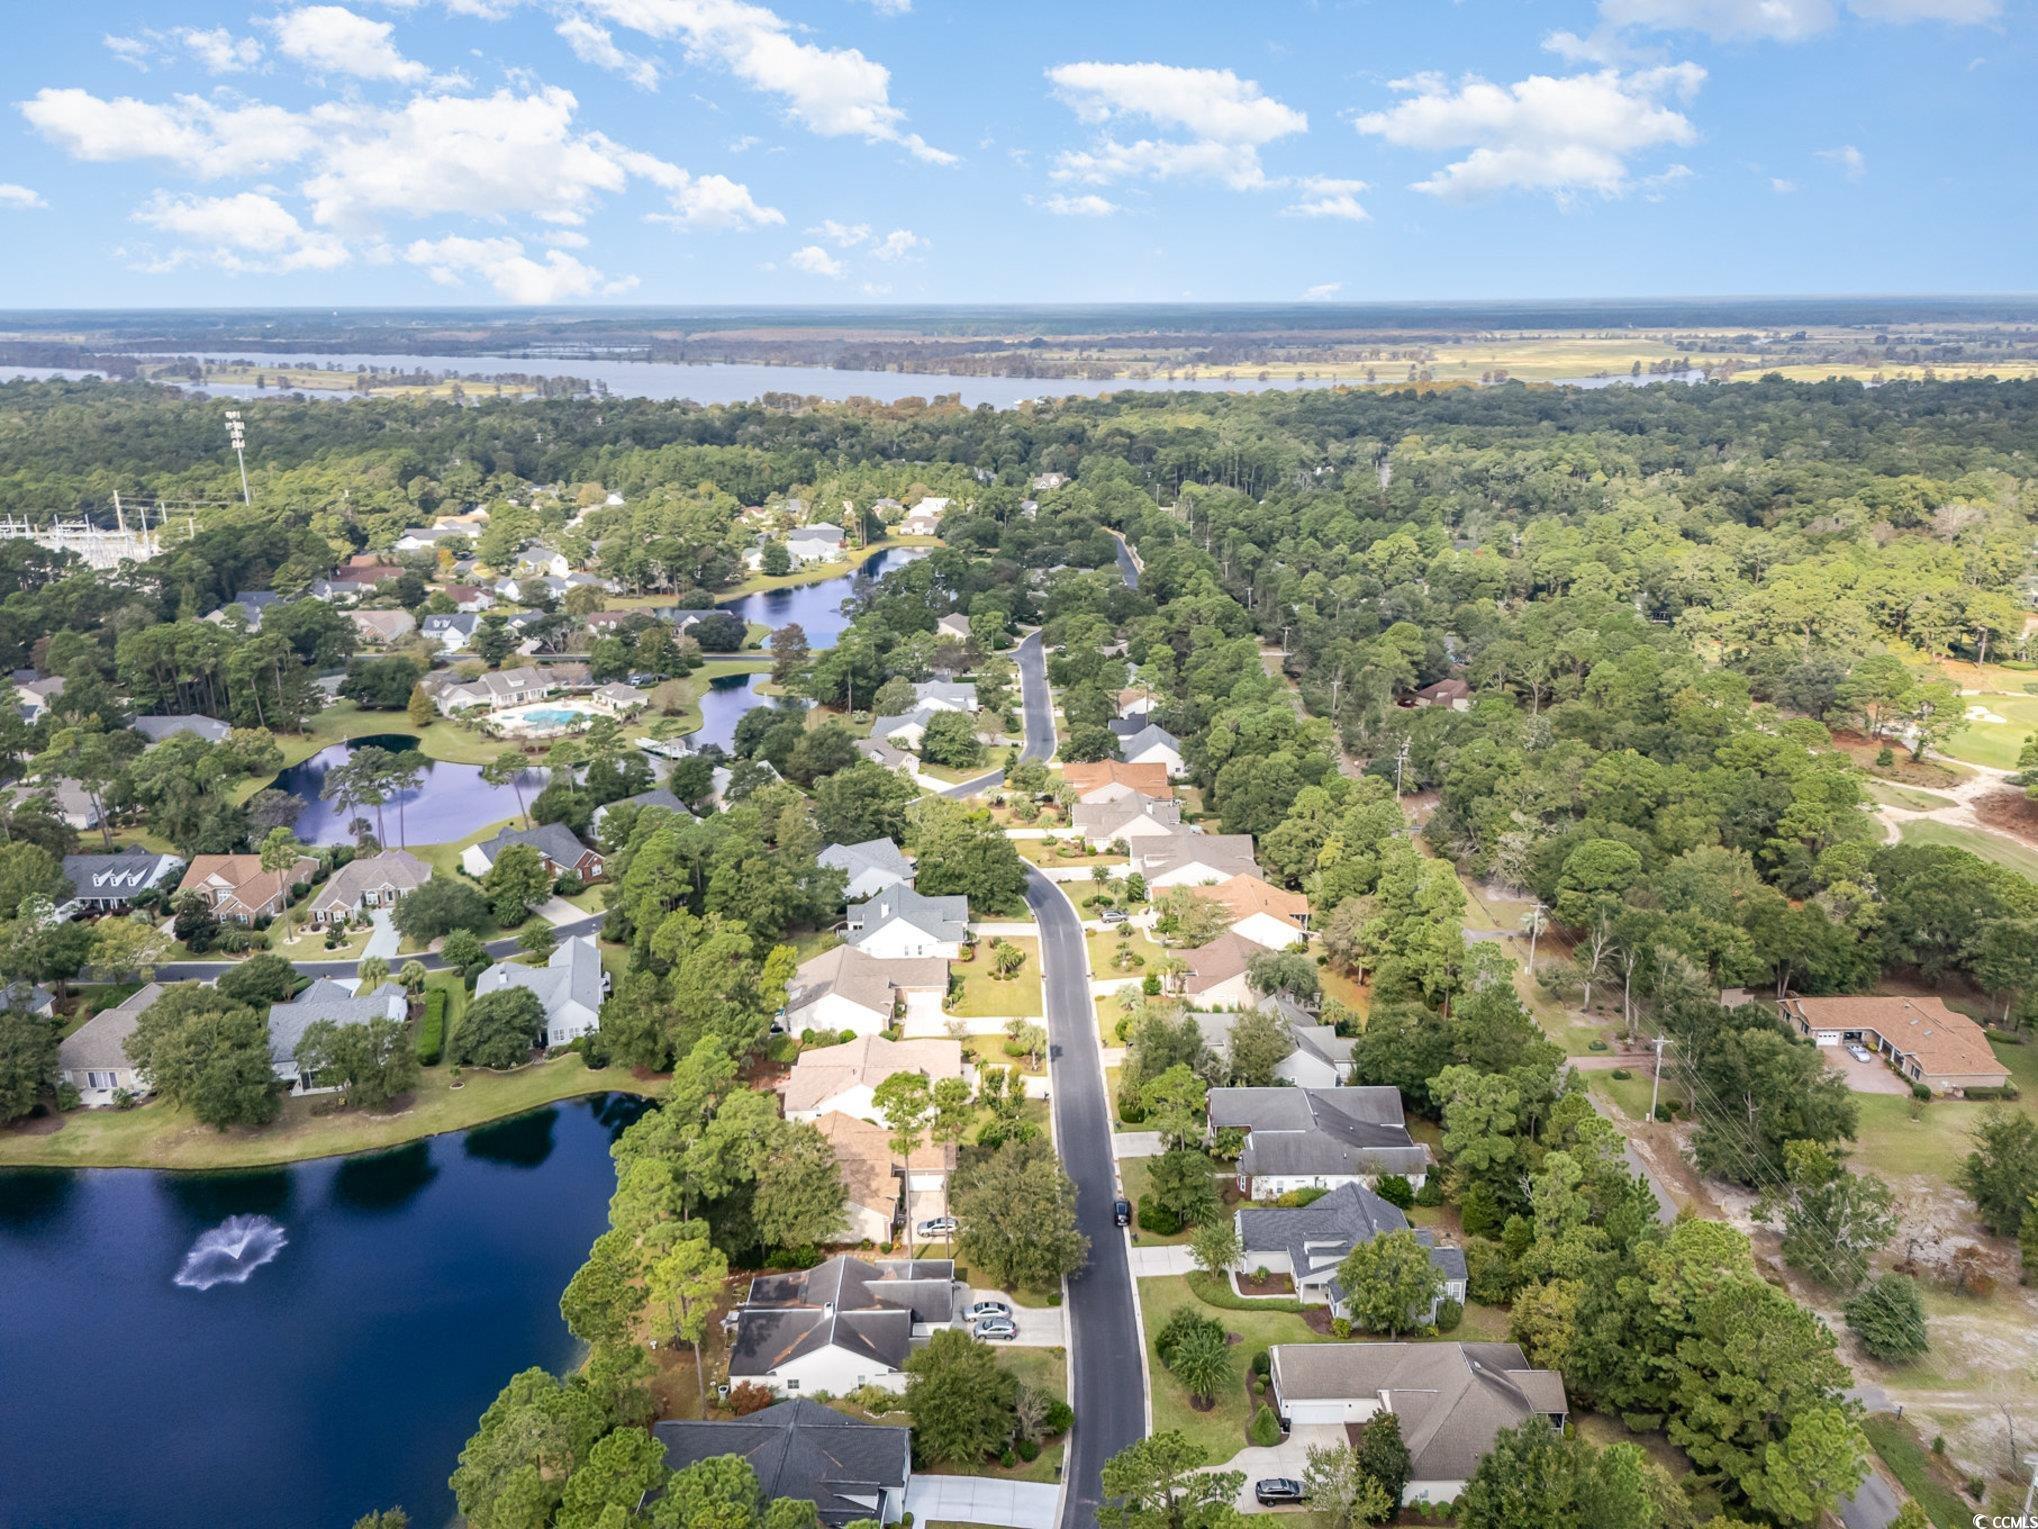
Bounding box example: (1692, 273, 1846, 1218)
(153, 914, 607, 983)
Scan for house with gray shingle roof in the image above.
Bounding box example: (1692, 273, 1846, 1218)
(729, 1256, 956, 1395)
(843, 885, 969, 959)
(461, 821, 604, 884)
(1236, 1182, 1465, 1321)
(818, 838, 913, 901)
(911, 680, 977, 714)
(784, 946, 946, 1038)
(130, 715, 231, 746)
(475, 935, 607, 1048)
(267, 979, 409, 1094)
(590, 787, 692, 838)
(1209, 1085, 1433, 1195)
(1190, 993, 1351, 1089)
(58, 982, 167, 1105)
(60, 851, 183, 916)
(652, 1402, 911, 1529)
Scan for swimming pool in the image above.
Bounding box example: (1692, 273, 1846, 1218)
(493, 700, 602, 735)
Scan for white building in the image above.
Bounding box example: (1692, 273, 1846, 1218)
(782, 1035, 968, 1123)
(843, 886, 970, 960)
(475, 935, 608, 1048)
(726, 1257, 955, 1396)
(784, 946, 948, 1039)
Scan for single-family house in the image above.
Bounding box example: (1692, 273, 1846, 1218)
(346, 608, 417, 647)
(14, 673, 64, 721)
(815, 1111, 955, 1244)
(176, 852, 319, 924)
(475, 935, 608, 1048)
(935, 613, 974, 643)
(442, 585, 493, 613)
(267, 979, 410, 1094)
(203, 591, 280, 629)
(911, 680, 977, 714)
(1781, 994, 2009, 1094)
(1118, 722, 1186, 776)
(900, 507, 943, 536)
(461, 822, 604, 884)
(421, 613, 480, 653)
(1237, 1181, 1464, 1318)
(728, 1257, 956, 1395)
(911, 495, 952, 517)
(304, 850, 431, 927)
(652, 1402, 911, 1529)
(1413, 677, 1473, 711)
(868, 707, 938, 752)
(1116, 686, 1157, 719)
(1071, 796, 1182, 845)
(60, 850, 183, 917)
(1030, 473, 1067, 492)
(1130, 831, 1261, 889)
(130, 714, 230, 746)
(784, 524, 847, 566)
(783, 1036, 968, 1123)
(1192, 994, 1353, 1088)
(590, 787, 692, 837)
(57, 982, 167, 1106)
(0, 779, 104, 833)
(589, 682, 649, 715)
(1061, 760, 1171, 805)
(844, 886, 970, 960)
(1209, 1085, 1433, 1196)
(1187, 874, 1311, 949)
(819, 838, 914, 901)
(1269, 1343, 1567, 1504)
(4, 981, 54, 1016)
(784, 947, 947, 1038)
(432, 665, 554, 714)
(394, 525, 467, 553)
(1175, 931, 1263, 1007)
(514, 544, 570, 579)
(856, 737, 916, 773)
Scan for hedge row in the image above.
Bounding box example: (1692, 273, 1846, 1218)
(417, 988, 448, 1066)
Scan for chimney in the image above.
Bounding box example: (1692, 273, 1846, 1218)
(823, 1301, 835, 1318)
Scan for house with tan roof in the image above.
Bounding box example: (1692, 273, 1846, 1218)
(1269, 1342, 1567, 1503)
(1188, 874, 1312, 949)
(1175, 931, 1264, 1007)
(782, 1036, 968, 1123)
(176, 852, 319, 924)
(1071, 796, 1182, 845)
(1780, 993, 2009, 1094)
(305, 850, 431, 926)
(814, 1111, 956, 1244)
(785, 947, 948, 1039)
(346, 608, 417, 646)
(1061, 760, 1172, 805)
(57, 983, 167, 1106)
(1131, 830, 1261, 889)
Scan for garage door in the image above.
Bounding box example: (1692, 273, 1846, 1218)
(1284, 1399, 1350, 1426)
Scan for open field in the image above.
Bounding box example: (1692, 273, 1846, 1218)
(1897, 819, 2038, 881)
(143, 362, 537, 398)
(1940, 692, 2038, 770)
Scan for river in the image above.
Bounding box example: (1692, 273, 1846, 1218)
(0, 1095, 644, 1529)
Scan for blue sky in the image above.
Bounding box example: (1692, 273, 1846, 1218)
(1, 0, 2029, 306)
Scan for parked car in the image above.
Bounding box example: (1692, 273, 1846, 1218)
(915, 1216, 959, 1239)
(1845, 1042, 1873, 1063)
(1254, 1479, 1306, 1506)
(1100, 907, 1130, 924)
(1113, 1197, 1132, 1227)
(972, 1316, 1018, 1341)
(962, 1299, 1012, 1322)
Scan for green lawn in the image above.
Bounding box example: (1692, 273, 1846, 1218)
(1863, 779, 1959, 811)
(1015, 838, 1126, 868)
(715, 536, 940, 599)
(0, 1055, 651, 1170)
(1849, 1034, 2038, 1183)
(1085, 926, 1168, 982)
(1940, 693, 2038, 771)
(948, 938, 1044, 1018)
(917, 747, 1014, 787)
(1897, 819, 2038, 882)
(1860, 1412, 1976, 1529)
(1588, 1068, 1680, 1123)
(1139, 1274, 1320, 1463)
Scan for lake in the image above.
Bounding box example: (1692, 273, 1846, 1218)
(0, 1094, 646, 1529)
(723, 544, 927, 648)
(33, 351, 1362, 408)
(273, 732, 537, 846)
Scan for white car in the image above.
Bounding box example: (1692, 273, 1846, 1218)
(914, 1216, 959, 1240)
(962, 1299, 1011, 1322)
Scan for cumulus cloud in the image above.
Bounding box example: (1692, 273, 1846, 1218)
(578, 0, 955, 163)
(642, 170, 783, 230)
(1816, 142, 1867, 178)
(1354, 64, 1703, 201)
(1849, 0, 1999, 18)
(809, 218, 871, 247)
(268, 6, 436, 84)
(872, 227, 923, 260)
(786, 243, 846, 277)
(1301, 281, 1343, 299)
(19, 89, 334, 177)
(1283, 176, 1369, 221)
(0, 184, 46, 209)
(104, 35, 154, 70)
(1034, 192, 1119, 216)
(557, 17, 660, 89)
(132, 190, 349, 272)
(181, 27, 265, 73)
(406, 233, 621, 301)
(1046, 61, 1305, 190)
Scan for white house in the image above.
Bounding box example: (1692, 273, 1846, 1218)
(727, 1257, 956, 1396)
(1236, 1181, 1464, 1318)
(1130, 831, 1261, 889)
(936, 613, 973, 642)
(421, 613, 480, 653)
(514, 544, 571, 579)
(461, 822, 605, 884)
(1208, 1085, 1433, 1196)
(1118, 722, 1186, 777)
(819, 838, 914, 902)
(843, 886, 970, 960)
(911, 681, 977, 714)
(1269, 1343, 1567, 1504)
(782, 1035, 967, 1123)
(784, 946, 947, 1039)
(1191, 994, 1352, 1089)
(784, 524, 847, 567)
(57, 983, 166, 1106)
(267, 980, 410, 1095)
(1186, 874, 1312, 950)
(475, 935, 608, 1048)
(868, 707, 938, 752)
(1176, 932, 1261, 1008)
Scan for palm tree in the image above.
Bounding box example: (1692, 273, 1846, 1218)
(482, 750, 530, 828)
(1167, 1323, 1235, 1408)
(383, 752, 427, 847)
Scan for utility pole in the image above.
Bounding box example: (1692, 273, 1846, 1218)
(1393, 737, 1411, 796)
(1648, 1036, 1672, 1122)
(1523, 901, 1547, 972)
(225, 411, 251, 505)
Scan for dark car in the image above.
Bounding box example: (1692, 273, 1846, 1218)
(1113, 1198, 1132, 1227)
(1254, 1479, 1306, 1506)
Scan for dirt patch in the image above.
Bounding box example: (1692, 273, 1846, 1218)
(1972, 787, 2038, 847)
(6, 1109, 66, 1137)
(1301, 1306, 1338, 1335)
(1831, 730, 1967, 788)
(1237, 1271, 1296, 1296)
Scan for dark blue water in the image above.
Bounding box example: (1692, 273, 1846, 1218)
(0, 1094, 645, 1529)
(721, 545, 927, 649)
(273, 732, 539, 846)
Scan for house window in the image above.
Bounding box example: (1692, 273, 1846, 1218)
(785, 1380, 799, 1392)
(87, 1071, 118, 1090)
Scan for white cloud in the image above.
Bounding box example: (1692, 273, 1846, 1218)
(644, 170, 783, 230)
(405, 234, 621, 301)
(1771, 176, 1798, 192)
(809, 218, 870, 247)
(1046, 61, 1305, 190)
(872, 227, 923, 260)
(557, 17, 660, 89)
(1850, 0, 1999, 19)
(861, 0, 911, 12)
(1283, 176, 1369, 221)
(1354, 65, 1703, 201)
(268, 6, 432, 83)
(787, 243, 845, 277)
(1301, 281, 1343, 300)
(1600, 0, 1836, 39)
(180, 27, 265, 73)
(104, 35, 154, 70)
(579, 0, 955, 163)
(19, 89, 333, 178)
(1034, 192, 1119, 216)
(1816, 142, 1867, 178)
(0, 184, 46, 209)
(133, 190, 349, 272)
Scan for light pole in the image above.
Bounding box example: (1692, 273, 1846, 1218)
(225, 411, 250, 505)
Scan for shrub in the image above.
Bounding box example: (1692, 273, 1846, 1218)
(1587, 1038, 1608, 1052)
(554, 872, 583, 897)
(1374, 1175, 1414, 1210)
(1654, 1104, 1676, 1122)
(1042, 1399, 1074, 1435)
(1912, 1082, 1933, 1102)
(1138, 1198, 1182, 1236)
(1330, 1317, 1352, 1338)
(1272, 1186, 1329, 1208)
(726, 1382, 776, 1416)
(1610, 1067, 1631, 1080)
(1015, 1439, 1040, 1462)
(416, 988, 448, 1066)
(1142, 974, 1162, 996)
(1250, 1349, 1271, 1378)
(766, 1034, 801, 1065)
(999, 1449, 1015, 1469)
(1413, 1179, 1444, 1208)
(1433, 1298, 1463, 1333)
(1846, 1273, 1929, 1362)
(1248, 1404, 1281, 1447)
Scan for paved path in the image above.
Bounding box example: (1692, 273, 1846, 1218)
(936, 631, 1045, 799)
(1111, 1131, 1164, 1159)
(361, 909, 399, 962)
(905, 1475, 1062, 1529)
(1127, 1245, 1196, 1276)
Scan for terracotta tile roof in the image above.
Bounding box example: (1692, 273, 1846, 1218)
(1783, 995, 2007, 1082)
(1061, 761, 1171, 800)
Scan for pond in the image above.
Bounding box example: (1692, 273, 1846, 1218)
(721, 544, 927, 649)
(0, 1094, 646, 1529)
(272, 732, 538, 846)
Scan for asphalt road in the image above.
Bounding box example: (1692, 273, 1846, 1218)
(937, 629, 1046, 799)
(152, 914, 607, 982)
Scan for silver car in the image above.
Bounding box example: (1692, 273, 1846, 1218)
(962, 1299, 1012, 1322)
(915, 1216, 958, 1239)
(972, 1316, 1018, 1341)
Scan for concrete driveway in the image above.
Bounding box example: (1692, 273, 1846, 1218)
(1820, 1046, 1912, 1096)
(1218, 1423, 1347, 1512)
(906, 1475, 1061, 1529)
(1111, 1131, 1164, 1159)
(965, 1288, 1066, 1347)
